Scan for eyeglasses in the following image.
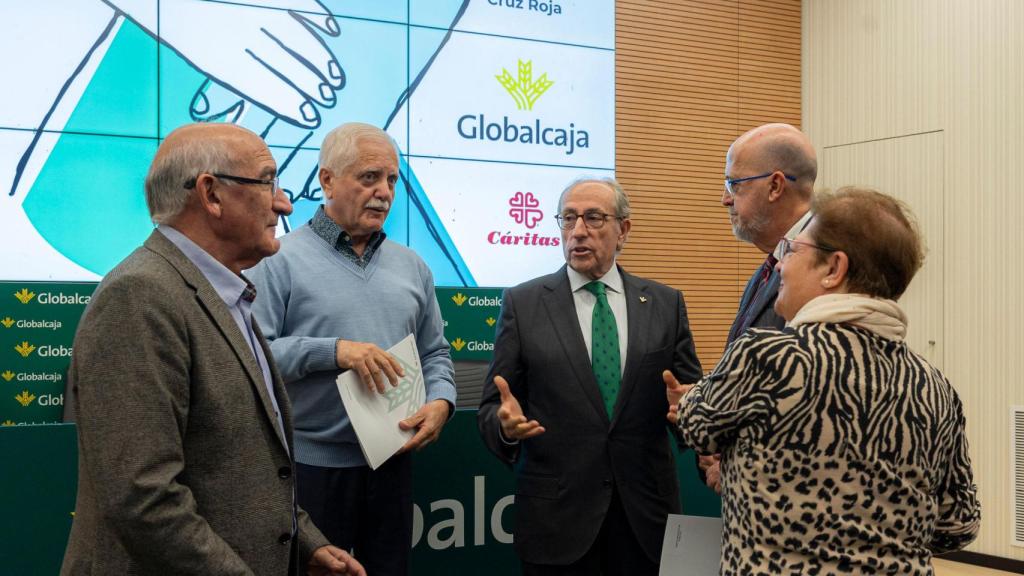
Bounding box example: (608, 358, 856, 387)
(777, 237, 837, 260)
(554, 211, 623, 230)
(724, 172, 797, 197)
(184, 173, 280, 195)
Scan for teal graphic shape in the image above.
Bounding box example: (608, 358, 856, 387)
(63, 20, 157, 138)
(22, 134, 157, 274)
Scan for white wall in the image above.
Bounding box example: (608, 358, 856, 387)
(804, 0, 1024, 560)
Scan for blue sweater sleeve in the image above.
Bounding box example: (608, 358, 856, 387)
(247, 256, 338, 384)
(415, 261, 456, 408)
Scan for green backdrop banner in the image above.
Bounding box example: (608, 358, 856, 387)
(0, 281, 720, 573)
(0, 282, 94, 426)
(436, 287, 504, 360)
(0, 415, 719, 575)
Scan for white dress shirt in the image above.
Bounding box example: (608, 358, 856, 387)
(567, 263, 628, 376)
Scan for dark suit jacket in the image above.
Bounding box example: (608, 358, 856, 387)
(477, 265, 702, 565)
(726, 262, 785, 345)
(61, 231, 328, 575)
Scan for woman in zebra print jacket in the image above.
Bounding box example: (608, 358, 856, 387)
(669, 187, 980, 575)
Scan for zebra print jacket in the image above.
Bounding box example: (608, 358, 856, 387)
(678, 294, 980, 575)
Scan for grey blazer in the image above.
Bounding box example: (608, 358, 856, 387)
(477, 266, 702, 565)
(61, 231, 328, 575)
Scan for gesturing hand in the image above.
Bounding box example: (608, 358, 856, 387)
(494, 375, 545, 441)
(335, 340, 404, 394)
(663, 369, 693, 425)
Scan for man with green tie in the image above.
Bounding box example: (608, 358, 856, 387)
(478, 177, 702, 576)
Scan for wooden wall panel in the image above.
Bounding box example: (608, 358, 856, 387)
(616, 0, 801, 367)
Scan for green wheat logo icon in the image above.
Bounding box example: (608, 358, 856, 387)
(496, 59, 554, 111)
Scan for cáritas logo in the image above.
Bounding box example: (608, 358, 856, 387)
(487, 192, 560, 247)
(508, 191, 543, 229)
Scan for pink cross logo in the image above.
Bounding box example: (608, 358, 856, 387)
(508, 191, 543, 229)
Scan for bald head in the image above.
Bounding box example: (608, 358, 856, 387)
(146, 123, 264, 224)
(727, 123, 817, 198)
(723, 123, 817, 253)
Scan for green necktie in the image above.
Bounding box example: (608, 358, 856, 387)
(585, 281, 621, 418)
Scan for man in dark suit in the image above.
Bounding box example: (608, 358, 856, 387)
(700, 122, 817, 491)
(478, 178, 702, 575)
(61, 123, 363, 575)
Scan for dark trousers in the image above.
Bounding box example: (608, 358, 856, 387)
(295, 452, 413, 576)
(520, 488, 658, 576)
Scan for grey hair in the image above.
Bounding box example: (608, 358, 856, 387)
(145, 130, 239, 224)
(319, 122, 398, 175)
(557, 177, 631, 218)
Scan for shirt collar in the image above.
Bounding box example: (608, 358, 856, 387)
(772, 210, 814, 260)
(567, 261, 624, 294)
(309, 205, 386, 253)
(157, 225, 252, 308)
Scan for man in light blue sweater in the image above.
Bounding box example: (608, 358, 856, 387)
(248, 122, 456, 576)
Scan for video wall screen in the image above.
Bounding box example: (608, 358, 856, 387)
(0, 0, 614, 286)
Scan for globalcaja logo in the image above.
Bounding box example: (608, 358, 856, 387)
(457, 59, 590, 156)
(451, 337, 467, 352)
(15, 390, 35, 407)
(508, 191, 543, 229)
(496, 59, 553, 111)
(2, 420, 14, 426)
(2, 371, 14, 382)
(14, 341, 35, 358)
(486, 317, 496, 327)
(1, 317, 13, 328)
(14, 289, 35, 304)
(488, 191, 560, 247)
(451, 293, 468, 306)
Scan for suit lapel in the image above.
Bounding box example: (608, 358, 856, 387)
(145, 231, 289, 452)
(540, 268, 609, 425)
(614, 269, 649, 427)
(727, 268, 762, 342)
(744, 268, 781, 330)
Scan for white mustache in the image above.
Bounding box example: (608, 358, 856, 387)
(365, 199, 391, 211)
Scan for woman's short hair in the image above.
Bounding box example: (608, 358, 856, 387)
(810, 187, 925, 300)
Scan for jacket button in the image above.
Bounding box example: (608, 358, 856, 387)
(278, 533, 292, 545)
(278, 466, 291, 479)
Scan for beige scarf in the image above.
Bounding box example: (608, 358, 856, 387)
(787, 293, 908, 341)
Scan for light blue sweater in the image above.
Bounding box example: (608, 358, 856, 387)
(247, 225, 456, 468)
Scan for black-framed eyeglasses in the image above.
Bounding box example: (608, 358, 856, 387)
(554, 211, 623, 230)
(777, 237, 837, 260)
(184, 173, 279, 195)
(724, 171, 797, 197)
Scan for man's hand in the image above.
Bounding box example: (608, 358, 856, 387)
(664, 370, 693, 425)
(336, 340, 404, 394)
(398, 399, 450, 452)
(308, 545, 365, 576)
(493, 375, 545, 441)
(699, 454, 722, 494)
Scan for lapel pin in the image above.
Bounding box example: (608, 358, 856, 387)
(639, 296, 648, 303)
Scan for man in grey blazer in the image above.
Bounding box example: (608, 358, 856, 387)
(61, 123, 364, 575)
(478, 178, 702, 575)
(703, 122, 817, 491)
